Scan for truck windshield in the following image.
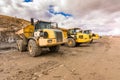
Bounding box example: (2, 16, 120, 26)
(35, 21, 57, 30)
(75, 29, 82, 33)
(69, 28, 82, 34)
(84, 30, 91, 34)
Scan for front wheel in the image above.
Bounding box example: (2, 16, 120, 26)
(28, 40, 42, 57)
(49, 45, 60, 52)
(90, 39, 93, 44)
(76, 43, 80, 47)
(67, 38, 76, 47)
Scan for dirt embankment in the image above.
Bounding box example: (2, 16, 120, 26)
(0, 15, 30, 43)
(0, 37, 120, 80)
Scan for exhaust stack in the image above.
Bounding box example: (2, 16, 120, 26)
(31, 18, 34, 25)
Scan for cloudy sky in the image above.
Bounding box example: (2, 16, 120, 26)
(0, 0, 120, 35)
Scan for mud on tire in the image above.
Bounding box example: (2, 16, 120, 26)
(16, 40, 27, 52)
(67, 38, 76, 47)
(49, 45, 60, 52)
(28, 40, 42, 57)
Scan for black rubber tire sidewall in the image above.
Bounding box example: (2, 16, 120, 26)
(67, 38, 76, 47)
(16, 40, 26, 52)
(28, 40, 42, 57)
(90, 39, 93, 44)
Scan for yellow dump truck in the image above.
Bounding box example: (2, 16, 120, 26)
(16, 18, 66, 57)
(57, 28, 68, 45)
(58, 28, 68, 39)
(83, 30, 100, 43)
(59, 28, 92, 47)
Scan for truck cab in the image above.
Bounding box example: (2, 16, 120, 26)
(83, 30, 100, 43)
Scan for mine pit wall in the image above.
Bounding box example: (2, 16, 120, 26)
(0, 31, 16, 44)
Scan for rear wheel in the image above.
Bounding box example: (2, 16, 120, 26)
(67, 38, 76, 47)
(90, 39, 93, 44)
(28, 40, 42, 57)
(16, 40, 26, 52)
(76, 43, 80, 47)
(49, 45, 60, 52)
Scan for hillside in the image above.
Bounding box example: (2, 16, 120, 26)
(0, 15, 30, 31)
(0, 15, 30, 43)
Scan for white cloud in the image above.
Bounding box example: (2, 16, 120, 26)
(0, 0, 120, 35)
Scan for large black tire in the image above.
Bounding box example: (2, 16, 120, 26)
(90, 39, 93, 44)
(75, 43, 80, 47)
(16, 40, 26, 52)
(67, 38, 76, 47)
(28, 40, 42, 57)
(49, 45, 60, 52)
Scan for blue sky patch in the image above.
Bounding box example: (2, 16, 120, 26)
(48, 5, 72, 18)
(24, 0, 33, 2)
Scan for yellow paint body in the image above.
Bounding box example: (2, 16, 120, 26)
(83, 30, 100, 40)
(75, 33, 92, 43)
(69, 33, 91, 43)
(92, 34, 100, 40)
(58, 28, 68, 38)
(88, 33, 100, 40)
(57, 28, 68, 43)
(39, 38, 66, 47)
(16, 25, 65, 47)
(16, 25, 34, 38)
(38, 29, 66, 46)
(58, 28, 92, 44)
(43, 29, 56, 39)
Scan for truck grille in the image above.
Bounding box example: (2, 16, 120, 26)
(55, 31, 63, 42)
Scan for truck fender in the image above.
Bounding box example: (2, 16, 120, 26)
(28, 37, 39, 45)
(68, 37, 76, 40)
(16, 34, 28, 45)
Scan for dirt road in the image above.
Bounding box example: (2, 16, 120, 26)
(0, 37, 120, 80)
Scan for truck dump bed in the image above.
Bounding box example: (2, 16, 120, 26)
(16, 25, 34, 38)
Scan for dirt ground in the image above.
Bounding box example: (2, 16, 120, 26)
(0, 37, 120, 80)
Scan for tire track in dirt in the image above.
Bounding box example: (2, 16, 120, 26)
(0, 37, 115, 80)
(91, 37, 111, 53)
(6, 61, 61, 80)
(103, 37, 111, 52)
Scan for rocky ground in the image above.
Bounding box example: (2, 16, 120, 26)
(0, 36, 120, 80)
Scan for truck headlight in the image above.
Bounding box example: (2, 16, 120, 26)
(47, 39, 52, 43)
(40, 31, 44, 37)
(43, 32, 48, 38)
(40, 31, 48, 38)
